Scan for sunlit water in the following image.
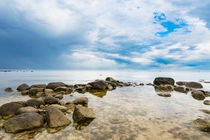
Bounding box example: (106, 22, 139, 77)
(0, 70, 210, 140)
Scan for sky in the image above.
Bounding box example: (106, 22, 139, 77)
(0, 0, 210, 70)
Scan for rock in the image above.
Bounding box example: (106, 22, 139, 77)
(139, 83, 144, 86)
(146, 83, 153, 86)
(0, 102, 24, 117)
(4, 87, 13, 92)
(203, 100, 210, 105)
(45, 89, 54, 95)
(88, 80, 108, 90)
(47, 106, 71, 128)
(26, 99, 45, 108)
(157, 93, 171, 97)
(3, 113, 44, 133)
(73, 97, 88, 107)
(186, 82, 203, 89)
(17, 83, 30, 91)
(174, 86, 187, 93)
(54, 87, 72, 94)
(105, 77, 116, 82)
(54, 94, 63, 100)
(29, 88, 44, 97)
(46, 82, 66, 90)
(154, 85, 174, 92)
(191, 90, 205, 100)
(31, 84, 46, 89)
(73, 105, 96, 123)
(49, 104, 67, 112)
(176, 81, 187, 86)
(199, 109, 210, 114)
(16, 107, 39, 115)
(193, 118, 210, 132)
(204, 91, 210, 97)
(44, 96, 59, 104)
(153, 77, 175, 86)
(21, 90, 29, 95)
(106, 81, 117, 90)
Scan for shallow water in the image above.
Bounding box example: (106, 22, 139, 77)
(0, 70, 210, 140)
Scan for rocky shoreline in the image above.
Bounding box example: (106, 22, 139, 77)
(0, 77, 210, 139)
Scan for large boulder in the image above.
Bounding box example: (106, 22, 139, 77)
(49, 104, 67, 112)
(16, 107, 39, 115)
(31, 84, 46, 89)
(25, 99, 45, 108)
(28, 88, 44, 97)
(46, 82, 66, 90)
(0, 102, 24, 117)
(88, 80, 108, 90)
(193, 118, 210, 132)
(73, 97, 88, 107)
(186, 82, 203, 89)
(3, 113, 44, 133)
(17, 83, 30, 91)
(153, 77, 175, 86)
(47, 106, 71, 128)
(73, 105, 96, 123)
(44, 96, 59, 104)
(191, 90, 205, 100)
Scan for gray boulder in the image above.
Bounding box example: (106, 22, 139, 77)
(0, 102, 24, 117)
(3, 113, 44, 133)
(153, 77, 175, 85)
(25, 98, 45, 108)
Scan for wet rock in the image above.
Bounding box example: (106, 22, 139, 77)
(44, 96, 59, 104)
(73, 97, 88, 107)
(157, 93, 171, 97)
(186, 82, 203, 89)
(0, 102, 24, 117)
(204, 91, 210, 97)
(73, 105, 96, 123)
(176, 81, 187, 86)
(17, 83, 30, 91)
(88, 80, 108, 90)
(47, 106, 71, 128)
(29, 88, 44, 97)
(191, 90, 205, 100)
(31, 84, 46, 89)
(89, 90, 107, 98)
(153, 77, 175, 85)
(21, 90, 29, 95)
(155, 85, 174, 92)
(146, 83, 153, 86)
(105, 77, 116, 82)
(106, 81, 117, 90)
(174, 86, 187, 93)
(49, 104, 67, 112)
(4, 87, 13, 92)
(54, 94, 63, 100)
(203, 100, 210, 105)
(193, 118, 210, 132)
(46, 82, 66, 90)
(54, 87, 73, 94)
(199, 109, 210, 114)
(26, 99, 45, 108)
(16, 107, 39, 115)
(3, 113, 44, 133)
(45, 89, 54, 96)
(139, 83, 144, 86)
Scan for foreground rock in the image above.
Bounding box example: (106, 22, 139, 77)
(17, 83, 30, 91)
(203, 100, 210, 105)
(3, 112, 44, 133)
(191, 90, 205, 100)
(186, 82, 203, 89)
(153, 77, 175, 85)
(46, 82, 66, 90)
(47, 106, 71, 128)
(0, 102, 24, 117)
(25, 99, 44, 108)
(73, 97, 88, 107)
(73, 105, 96, 123)
(49, 104, 67, 112)
(16, 107, 39, 115)
(157, 93, 171, 97)
(193, 118, 210, 132)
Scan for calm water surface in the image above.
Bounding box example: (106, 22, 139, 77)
(0, 70, 210, 140)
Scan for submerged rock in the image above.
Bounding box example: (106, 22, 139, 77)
(203, 100, 210, 105)
(199, 109, 210, 114)
(0, 102, 24, 117)
(193, 118, 210, 132)
(16, 107, 39, 115)
(73, 97, 88, 107)
(73, 105, 96, 123)
(44, 96, 59, 104)
(17, 83, 30, 91)
(191, 90, 205, 100)
(155, 85, 174, 92)
(46, 82, 66, 90)
(3, 113, 44, 133)
(153, 77, 175, 86)
(176, 81, 187, 86)
(157, 93, 171, 97)
(174, 86, 187, 93)
(4, 87, 13, 92)
(186, 82, 203, 89)
(26, 99, 45, 108)
(47, 106, 71, 128)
